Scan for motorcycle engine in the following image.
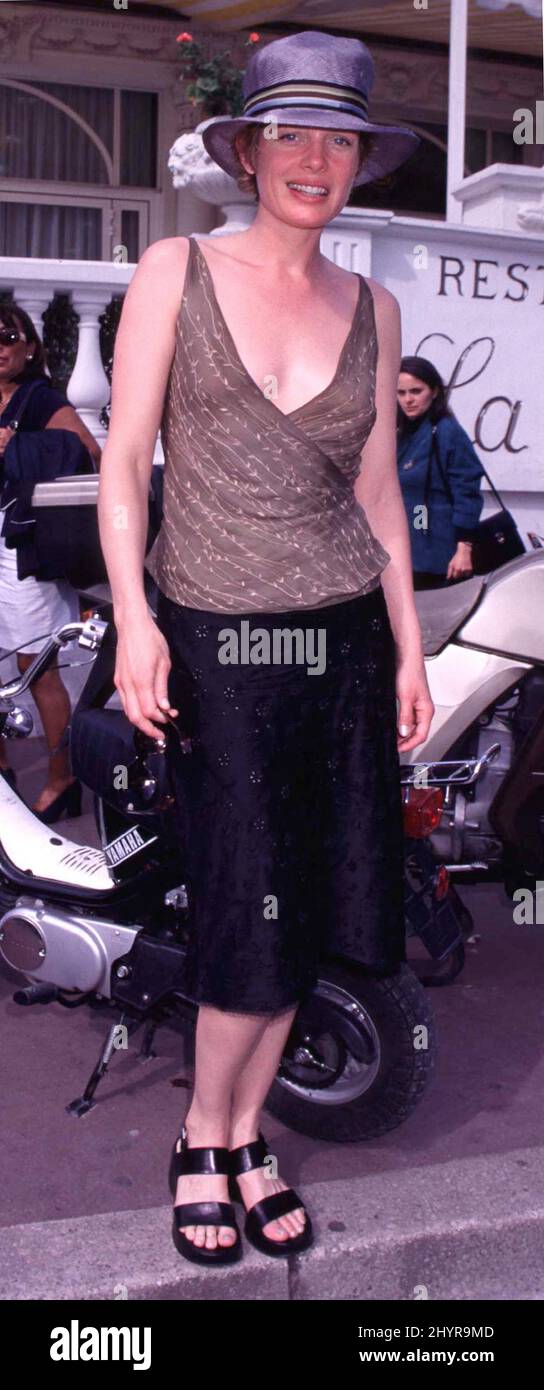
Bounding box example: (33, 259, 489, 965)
(430, 688, 520, 869)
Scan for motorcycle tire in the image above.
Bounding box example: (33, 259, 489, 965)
(265, 959, 436, 1142)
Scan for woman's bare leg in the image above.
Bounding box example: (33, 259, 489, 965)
(16, 652, 74, 813)
(228, 1005, 307, 1244)
(176, 1001, 300, 1250)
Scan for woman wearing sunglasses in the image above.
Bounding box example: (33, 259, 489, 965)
(0, 304, 101, 820)
(98, 32, 434, 1267)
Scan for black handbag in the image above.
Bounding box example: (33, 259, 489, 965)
(423, 425, 525, 575)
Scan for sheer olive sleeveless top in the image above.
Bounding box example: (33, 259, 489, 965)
(145, 236, 391, 612)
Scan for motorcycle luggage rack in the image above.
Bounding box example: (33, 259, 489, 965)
(400, 742, 502, 788)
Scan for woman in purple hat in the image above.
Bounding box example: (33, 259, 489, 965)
(98, 30, 434, 1267)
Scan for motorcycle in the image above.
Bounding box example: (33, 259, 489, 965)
(0, 505, 476, 1141)
(398, 547, 544, 920)
(3, 480, 541, 1142)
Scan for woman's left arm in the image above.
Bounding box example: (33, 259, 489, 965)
(441, 420, 484, 580)
(354, 280, 434, 753)
(45, 405, 102, 467)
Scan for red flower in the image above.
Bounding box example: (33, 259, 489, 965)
(176, 32, 193, 43)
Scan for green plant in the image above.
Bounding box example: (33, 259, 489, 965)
(175, 30, 261, 118)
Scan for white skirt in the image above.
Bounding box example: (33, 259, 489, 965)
(0, 531, 80, 656)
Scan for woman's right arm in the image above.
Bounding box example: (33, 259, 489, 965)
(97, 235, 190, 739)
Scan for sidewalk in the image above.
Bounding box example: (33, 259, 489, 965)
(2, 1145, 544, 1302)
(2, 739, 544, 1299)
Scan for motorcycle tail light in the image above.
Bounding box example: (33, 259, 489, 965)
(402, 785, 444, 837)
(434, 863, 450, 900)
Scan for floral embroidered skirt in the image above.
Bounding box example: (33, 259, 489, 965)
(155, 582, 406, 1015)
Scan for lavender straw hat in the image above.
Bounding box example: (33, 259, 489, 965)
(199, 30, 420, 188)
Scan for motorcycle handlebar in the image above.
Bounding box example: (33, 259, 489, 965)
(0, 614, 108, 704)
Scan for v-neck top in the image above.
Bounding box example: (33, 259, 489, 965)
(145, 235, 392, 612)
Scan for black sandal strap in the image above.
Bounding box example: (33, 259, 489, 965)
(172, 1144, 230, 1177)
(245, 1188, 305, 1235)
(174, 1199, 238, 1229)
(229, 1131, 269, 1176)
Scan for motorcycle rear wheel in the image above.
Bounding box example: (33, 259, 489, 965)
(266, 959, 436, 1142)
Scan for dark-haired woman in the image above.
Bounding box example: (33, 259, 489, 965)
(397, 356, 484, 591)
(0, 303, 101, 819)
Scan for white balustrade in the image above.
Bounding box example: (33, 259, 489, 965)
(0, 256, 163, 463)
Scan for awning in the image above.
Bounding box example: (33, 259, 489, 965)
(132, 0, 542, 55)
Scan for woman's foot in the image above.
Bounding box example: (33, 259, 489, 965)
(174, 1116, 238, 1253)
(32, 775, 77, 816)
(230, 1129, 307, 1244)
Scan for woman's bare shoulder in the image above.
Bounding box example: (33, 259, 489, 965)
(137, 235, 191, 274)
(363, 276, 400, 316)
(362, 276, 401, 344)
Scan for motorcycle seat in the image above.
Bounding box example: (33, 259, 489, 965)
(414, 574, 486, 655)
(70, 706, 139, 805)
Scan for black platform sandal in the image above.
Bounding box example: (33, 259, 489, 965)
(168, 1123, 243, 1266)
(228, 1130, 314, 1259)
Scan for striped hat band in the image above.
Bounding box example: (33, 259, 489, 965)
(243, 82, 369, 122)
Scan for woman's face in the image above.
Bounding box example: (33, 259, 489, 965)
(240, 123, 361, 223)
(397, 373, 438, 419)
(0, 315, 34, 385)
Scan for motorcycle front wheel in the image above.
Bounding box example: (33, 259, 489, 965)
(266, 959, 436, 1142)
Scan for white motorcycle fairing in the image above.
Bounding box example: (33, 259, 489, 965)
(0, 778, 114, 891)
(403, 553, 544, 763)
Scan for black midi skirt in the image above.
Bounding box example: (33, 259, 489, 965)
(155, 583, 407, 1015)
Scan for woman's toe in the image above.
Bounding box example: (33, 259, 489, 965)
(264, 1218, 289, 1241)
(219, 1227, 237, 1245)
(280, 1209, 306, 1237)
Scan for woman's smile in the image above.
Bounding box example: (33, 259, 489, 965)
(286, 182, 330, 199)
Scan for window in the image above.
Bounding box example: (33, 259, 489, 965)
(0, 79, 157, 260)
(351, 124, 447, 218)
(466, 126, 525, 173)
(0, 81, 157, 187)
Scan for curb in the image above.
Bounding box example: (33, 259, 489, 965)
(2, 1145, 544, 1301)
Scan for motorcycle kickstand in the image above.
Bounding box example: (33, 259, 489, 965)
(136, 1017, 159, 1064)
(66, 1011, 143, 1117)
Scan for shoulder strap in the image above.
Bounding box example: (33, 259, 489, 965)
(3, 378, 44, 431)
(427, 422, 506, 512)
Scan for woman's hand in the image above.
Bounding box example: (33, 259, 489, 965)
(0, 425, 16, 457)
(395, 658, 435, 753)
(114, 612, 179, 740)
(446, 541, 473, 581)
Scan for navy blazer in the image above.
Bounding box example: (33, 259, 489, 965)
(397, 412, 484, 574)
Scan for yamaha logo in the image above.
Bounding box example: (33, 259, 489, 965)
(105, 827, 147, 865)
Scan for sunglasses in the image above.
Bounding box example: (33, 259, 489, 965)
(0, 327, 25, 347)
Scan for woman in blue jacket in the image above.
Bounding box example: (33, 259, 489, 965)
(397, 356, 484, 590)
